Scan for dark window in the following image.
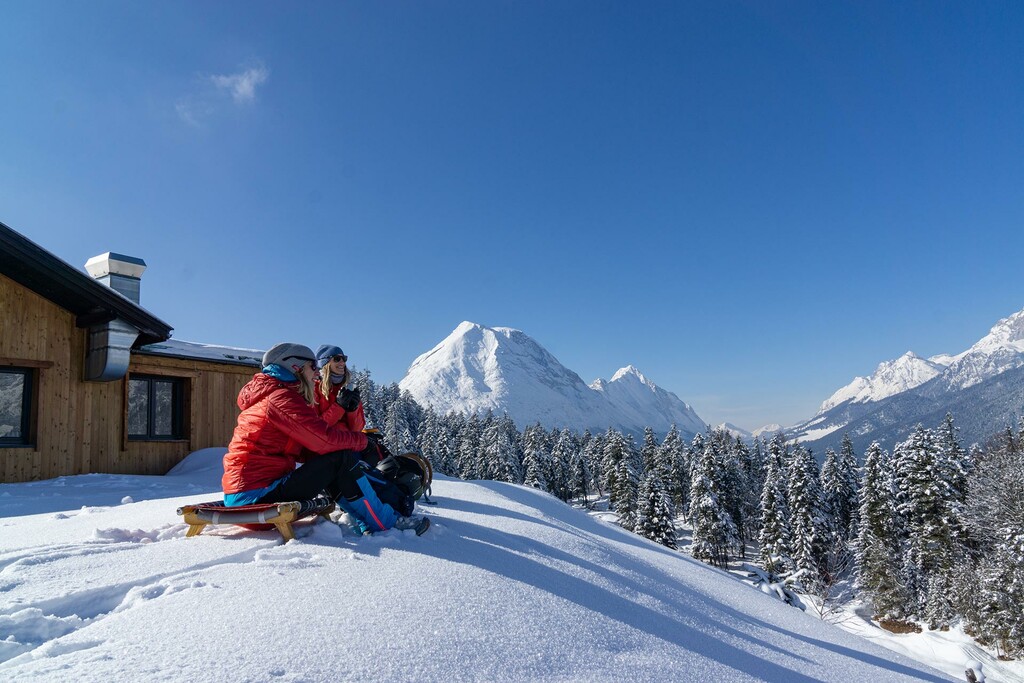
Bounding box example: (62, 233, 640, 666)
(0, 368, 34, 446)
(128, 375, 185, 440)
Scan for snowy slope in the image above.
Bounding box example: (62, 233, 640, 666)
(399, 322, 705, 437)
(0, 450, 962, 683)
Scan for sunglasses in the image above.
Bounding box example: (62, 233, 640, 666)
(332, 354, 348, 363)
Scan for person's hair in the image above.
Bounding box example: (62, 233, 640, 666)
(294, 363, 316, 406)
(319, 363, 349, 401)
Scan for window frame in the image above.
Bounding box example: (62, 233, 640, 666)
(126, 374, 186, 441)
(0, 366, 37, 448)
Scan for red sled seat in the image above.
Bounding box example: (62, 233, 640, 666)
(177, 495, 335, 541)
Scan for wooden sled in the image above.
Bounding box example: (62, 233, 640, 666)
(177, 495, 336, 541)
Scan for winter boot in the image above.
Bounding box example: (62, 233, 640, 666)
(394, 515, 430, 536)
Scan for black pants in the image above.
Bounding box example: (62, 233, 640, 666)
(256, 451, 365, 504)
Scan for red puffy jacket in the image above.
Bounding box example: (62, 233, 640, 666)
(222, 373, 368, 495)
(314, 382, 366, 432)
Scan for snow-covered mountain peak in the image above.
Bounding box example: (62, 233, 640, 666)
(717, 422, 752, 439)
(970, 308, 1024, 353)
(936, 307, 1024, 391)
(817, 351, 946, 414)
(753, 424, 784, 438)
(400, 323, 706, 436)
(611, 364, 650, 384)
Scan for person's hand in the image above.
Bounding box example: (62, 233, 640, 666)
(337, 388, 360, 412)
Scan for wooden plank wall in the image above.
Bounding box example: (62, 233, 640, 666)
(1, 273, 257, 482)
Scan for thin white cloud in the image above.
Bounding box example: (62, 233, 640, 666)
(175, 64, 269, 126)
(210, 66, 269, 104)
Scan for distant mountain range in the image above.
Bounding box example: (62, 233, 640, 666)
(788, 307, 1024, 454)
(398, 321, 706, 438)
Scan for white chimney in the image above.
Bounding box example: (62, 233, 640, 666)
(84, 252, 147, 304)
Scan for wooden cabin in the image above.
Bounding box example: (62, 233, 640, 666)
(0, 221, 261, 483)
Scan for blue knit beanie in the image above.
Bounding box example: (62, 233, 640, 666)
(315, 344, 346, 370)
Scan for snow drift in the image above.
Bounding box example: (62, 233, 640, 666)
(0, 449, 956, 682)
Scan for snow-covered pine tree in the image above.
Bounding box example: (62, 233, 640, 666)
(501, 413, 525, 484)
(546, 427, 571, 499)
(521, 423, 550, 491)
(736, 435, 764, 538)
(569, 433, 594, 506)
(383, 387, 419, 453)
(602, 428, 626, 498)
(582, 430, 606, 498)
(457, 412, 483, 480)
(855, 441, 908, 620)
(977, 531, 1024, 658)
(550, 429, 580, 501)
(635, 468, 678, 549)
(688, 437, 738, 568)
(658, 425, 686, 510)
(480, 410, 521, 484)
(787, 445, 827, 589)
(416, 406, 439, 468)
(713, 429, 747, 558)
(678, 432, 703, 519)
(963, 423, 1024, 656)
(640, 427, 659, 473)
(893, 424, 962, 618)
(611, 433, 641, 530)
(435, 412, 462, 476)
(758, 434, 791, 575)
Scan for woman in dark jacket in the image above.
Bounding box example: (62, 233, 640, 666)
(222, 342, 424, 533)
(313, 344, 366, 433)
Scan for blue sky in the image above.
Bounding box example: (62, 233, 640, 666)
(2, 2, 1022, 431)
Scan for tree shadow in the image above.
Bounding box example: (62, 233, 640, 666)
(414, 516, 951, 682)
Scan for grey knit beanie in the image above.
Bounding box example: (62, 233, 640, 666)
(262, 342, 316, 372)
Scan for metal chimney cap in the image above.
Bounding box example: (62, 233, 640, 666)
(85, 252, 147, 280)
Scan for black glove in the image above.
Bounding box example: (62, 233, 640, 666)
(337, 388, 360, 412)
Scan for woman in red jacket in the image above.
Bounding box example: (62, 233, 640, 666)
(222, 342, 424, 533)
(313, 344, 365, 432)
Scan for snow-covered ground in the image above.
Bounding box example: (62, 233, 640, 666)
(0, 450, 999, 682)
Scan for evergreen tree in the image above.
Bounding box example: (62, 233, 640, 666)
(758, 434, 791, 575)
(963, 423, 1024, 656)
(893, 425, 963, 617)
(688, 438, 738, 568)
(582, 430, 606, 498)
(787, 445, 827, 587)
(480, 411, 521, 484)
(435, 412, 462, 476)
(640, 427, 660, 473)
(550, 429, 579, 501)
(679, 432, 704, 519)
(602, 429, 626, 499)
(659, 425, 687, 511)
(820, 436, 859, 553)
(736, 435, 765, 548)
(457, 412, 483, 480)
(611, 433, 641, 530)
(521, 423, 550, 491)
(384, 388, 419, 453)
(416, 407, 439, 467)
(855, 442, 907, 619)
(635, 469, 678, 549)
(569, 434, 594, 506)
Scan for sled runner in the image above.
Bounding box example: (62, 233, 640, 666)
(177, 494, 335, 541)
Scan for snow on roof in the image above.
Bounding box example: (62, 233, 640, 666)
(137, 338, 263, 367)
